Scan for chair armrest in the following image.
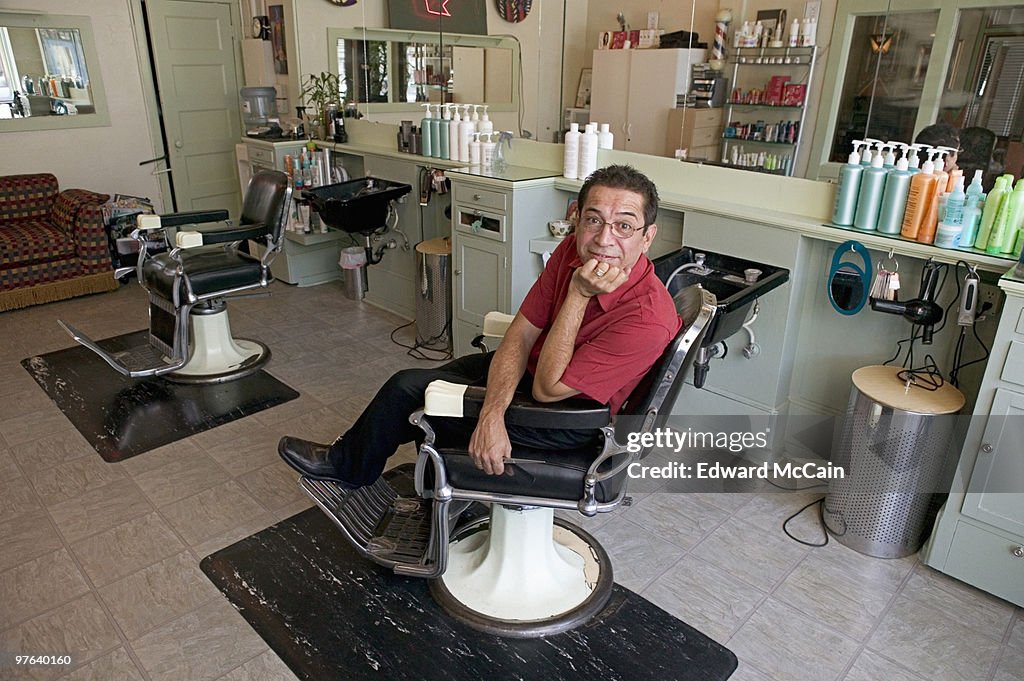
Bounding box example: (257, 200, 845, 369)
(52, 188, 113, 274)
(158, 209, 230, 228)
(424, 380, 611, 430)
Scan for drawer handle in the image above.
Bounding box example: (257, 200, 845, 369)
(981, 443, 994, 453)
(1013, 546, 1024, 559)
(473, 193, 482, 201)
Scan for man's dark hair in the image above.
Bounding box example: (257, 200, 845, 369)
(577, 165, 659, 227)
(915, 123, 960, 150)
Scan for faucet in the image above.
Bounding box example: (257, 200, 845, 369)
(693, 341, 726, 388)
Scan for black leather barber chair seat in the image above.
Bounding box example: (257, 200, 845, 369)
(60, 170, 292, 383)
(302, 283, 717, 638)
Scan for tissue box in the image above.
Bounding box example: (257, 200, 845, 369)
(638, 29, 663, 48)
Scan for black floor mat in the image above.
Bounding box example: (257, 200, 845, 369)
(200, 480, 739, 681)
(22, 331, 299, 462)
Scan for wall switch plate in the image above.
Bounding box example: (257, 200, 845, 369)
(804, 0, 821, 21)
(979, 282, 1002, 316)
(648, 12, 659, 30)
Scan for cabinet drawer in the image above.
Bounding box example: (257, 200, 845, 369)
(455, 205, 506, 242)
(454, 185, 507, 213)
(248, 146, 274, 166)
(944, 521, 1024, 605)
(687, 125, 721, 148)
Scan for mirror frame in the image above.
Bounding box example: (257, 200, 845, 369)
(0, 12, 110, 132)
(808, 0, 1023, 180)
(326, 27, 520, 117)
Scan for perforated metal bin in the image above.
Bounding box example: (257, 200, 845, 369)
(823, 365, 965, 558)
(414, 238, 451, 352)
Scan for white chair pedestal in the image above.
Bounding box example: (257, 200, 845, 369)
(169, 308, 270, 384)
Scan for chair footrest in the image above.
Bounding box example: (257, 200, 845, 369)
(300, 476, 433, 571)
(57, 321, 182, 378)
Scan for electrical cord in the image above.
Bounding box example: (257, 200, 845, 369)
(782, 496, 829, 547)
(390, 320, 453, 362)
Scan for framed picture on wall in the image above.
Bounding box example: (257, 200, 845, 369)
(269, 5, 288, 75)
(576, 68, 592, 108)
(755, 9, 787, 45)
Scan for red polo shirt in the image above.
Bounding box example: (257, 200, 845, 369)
(519, 234, 682, 413)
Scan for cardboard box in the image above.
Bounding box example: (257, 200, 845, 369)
(610, 31, 628, 49)
(597, 31, 613, 49)
(782, 83, 807, 106)
(766, 75, 791, 106)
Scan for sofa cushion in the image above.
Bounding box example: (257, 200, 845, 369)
(0, 219, 76, 267)
(0, 174, 58, 222)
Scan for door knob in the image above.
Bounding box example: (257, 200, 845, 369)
(174, 140, 183, 149)
(981, 443, 994, 453)
(1012, 546, 1024, 559)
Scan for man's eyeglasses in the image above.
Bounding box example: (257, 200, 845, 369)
(578, 215, 647, 239)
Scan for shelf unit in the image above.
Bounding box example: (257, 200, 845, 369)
(719, 46, 815, 176)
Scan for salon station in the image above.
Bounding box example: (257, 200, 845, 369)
(1, 0, 1024, 679)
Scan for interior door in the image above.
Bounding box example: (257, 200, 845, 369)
(145, 0, 242, 217)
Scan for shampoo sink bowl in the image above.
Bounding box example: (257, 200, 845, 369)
(304, 177, 412, 235)
(653, 247, 789, 348)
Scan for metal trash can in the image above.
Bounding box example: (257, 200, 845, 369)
(415, 237, 452, 351)
(339, 246, 367, 300)
(823, 365, 965, 558)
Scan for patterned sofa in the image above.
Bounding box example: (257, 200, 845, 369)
(0, 173, 118, 312)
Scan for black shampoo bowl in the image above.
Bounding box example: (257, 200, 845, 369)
(304, 177, 412, 236)
(653, 247, 790, 348)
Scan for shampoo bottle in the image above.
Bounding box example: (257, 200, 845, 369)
(853, 150, 888, 231)
(906, 144, 924, 174)
(901, 151, 940, 239)
(470, 104, 480, 132)
(459, 104, 474, 164)
(1003, 179, 1024, 254)
(428, 105, 442, 158)
(438, 104, 451, 160)
(880, 143, 896, 169)
(579, 122, 599, 180)
(479, 106, 494, 136)
(563, 122, 581, 179)
(974, 176, 1009, 249)
(448, 105, 462, 161)
(958, 170, 986, 250)
(481, 132, 497, 170)
(986, 177, 1023, 254)
(832, 141, 866, 227)
(861, 138, 882, 166)
(469, 132, 482, 166)
(917, 150, 948, 244)
(598, 123, 614, 150)
(420, 104, 434, 158)
(935, 176, 966, 248)
(876, 153, 913, 235)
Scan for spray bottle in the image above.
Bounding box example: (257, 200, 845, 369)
(832, 140, 866, 227)
(493, 131, 513, 173)
(420, 104, 434, 158)
(853, 149, 888, 231)
(901, 149, 940, 239)
(876, 152, 913, 235)
(958, 170, 986, 250)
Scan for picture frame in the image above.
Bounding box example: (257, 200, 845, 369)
(755, 9, 787, 45)
(576, 68, 593, 108)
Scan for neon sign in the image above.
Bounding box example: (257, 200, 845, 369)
(424, 0, 452, 17)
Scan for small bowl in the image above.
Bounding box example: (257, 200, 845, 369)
(548, 219, 573, 238)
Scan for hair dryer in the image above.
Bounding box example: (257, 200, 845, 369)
(870, 261, 943, 343)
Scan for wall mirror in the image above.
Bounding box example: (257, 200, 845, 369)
(327, 28, 519, 116)
(0, 12, 109, 131)
(810, 0, 1024, 182)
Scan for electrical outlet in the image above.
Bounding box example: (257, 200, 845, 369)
(804, 0, 821, 21)
(978, 282, 1002, 316)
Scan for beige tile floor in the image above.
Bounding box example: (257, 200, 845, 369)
(0, 282, 1020, 681)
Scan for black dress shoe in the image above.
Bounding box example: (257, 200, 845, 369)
(278, 436, 355, 487)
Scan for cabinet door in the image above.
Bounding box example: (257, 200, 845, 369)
(454, 235, 508, 329)
(589, 50, 630, 150)
(962, 387, 1024, 536)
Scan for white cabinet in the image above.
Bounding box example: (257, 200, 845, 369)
(589, 48, 706, 155)
(448, 172, 565, 356)
(923, 278, 1024, 607)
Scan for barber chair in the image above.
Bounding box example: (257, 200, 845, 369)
(301, 283, 717, 637)
(60, 170, 292, 383)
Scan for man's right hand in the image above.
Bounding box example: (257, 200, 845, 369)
(468, 413, 511, 476)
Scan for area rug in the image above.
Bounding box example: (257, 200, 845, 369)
(200, 469, 739, 681)
(22, 330, 299, 462)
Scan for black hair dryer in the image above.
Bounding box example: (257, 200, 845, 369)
(870, 260, 943, 343)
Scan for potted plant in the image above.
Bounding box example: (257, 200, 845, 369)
(300, 71, 342, 139)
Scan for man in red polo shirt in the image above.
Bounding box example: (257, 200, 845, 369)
(279, 165, 681, 485)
